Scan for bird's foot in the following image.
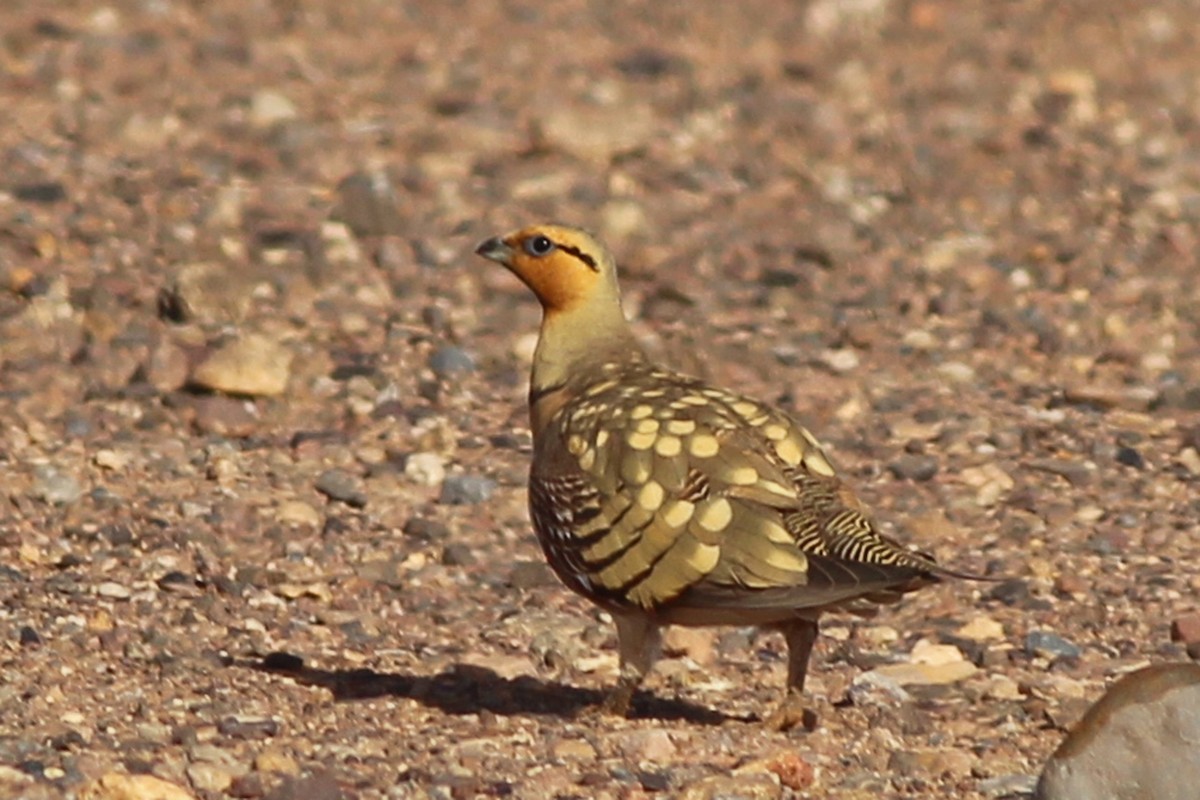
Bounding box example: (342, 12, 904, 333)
(763, 695, 817, 732)
(578, 684, 635, 721)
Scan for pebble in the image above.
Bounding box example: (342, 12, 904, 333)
(1035, 663, 1200, 800)
(955, 616, 1005, 642)
(1025, 631, 1082, 660)
(612, 729, 677, 764)
(335, 170, 404, 238)
(217, 716, 279, 740)
(250, 89, 298, 127)
(315, 468, 368, 508)
(254, 748, 300, 776)
(162, 262, 253, 324)
(31, 465, 83, 505)
(428, 346, 475, 378)
(79, 772, 196, 800)
(1169, 613, 1200, 646)
(440, 543, 476, 566)
(867, 660, 977, 686)
(551, 739, 597, 761)
(404, 452, 446, 486)
(186, 762, 236, 794)
(508, 560, 556, 589)
(402, 517, 449, 542)
(96, 582, 132, 600)
(439, 474, 496, 505)
(1028, 458, 1093, 486)
(191, 334, 293, 397)
(888, 454, 939, 481)
(18, 626, 41, 647)
(1114, 445, 1145, 469)
(848, 669, 913, 705)
(191, 396, 258, 437)
(276, 500, 321, 528)
(678, 773, 781, 800)
(145, 340, 190, 393)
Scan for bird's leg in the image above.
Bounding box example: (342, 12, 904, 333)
(593, 613, 660, 718)
(764, 618, 820, 731)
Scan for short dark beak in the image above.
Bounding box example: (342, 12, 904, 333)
(475, 236, 515, 264)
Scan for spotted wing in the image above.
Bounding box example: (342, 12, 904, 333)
(529, 369, 938, 614)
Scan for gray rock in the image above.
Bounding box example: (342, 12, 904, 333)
(428, 346, 475, 378)
(1036, 662, 1200, 800)
(888, 454, 939, 482)
(315, 469, 367, 508)
(31, 465, 83, 506)
(1026, 630, 1082, 660)
(438, 474, 495, 505)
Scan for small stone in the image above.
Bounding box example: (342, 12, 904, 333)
(315, 469, 367, 508)
(679, 773, 782, 800)
(93, 449, 132, 471)
(96, 582, 132, 600)
(820, 348, 860, 373)
(250, 89, 297, 127)
(1028, 458, 1093, 486)
(276, 500, 321, 528)
(742, 752, 815, 791)
(217, 716, 279, 740)
(982, 675, 1023, 701)
(1036, 663, 1200, 800)
(439, 474, 496, 505)
(1026, 631, 1082, 660)
(191, 334, 293, 397)
(428, 346, 475, 378)
(402, 517, 449, 542)
(254, 748, 300, 776)
(145, 340, 190, 393)
(612, 728, 676, 764)
(404, 452, 446, 486)
(334, 170, 404, 238)
(848, 669, 913, 705)
(31, 465, 83, 506)
(440, 543, 476, 566)
(18, 626, 41, 647)
(161, 262, 254, 324)
(1170, 613, 1200, 645)
(551, 739, 597, 761)
(888, 454, 939, 481)
(1114, 446, 1145, 469)
(80, 772, 197, 800)
(909, 639, 966, 666)
(191, 396, 258, 437)
(186, 762, 235, 794)
(955, 616, 1005, 642)
(508, 560, 556, 589)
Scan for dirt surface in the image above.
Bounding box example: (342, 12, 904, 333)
(2, 1, 1199, 798)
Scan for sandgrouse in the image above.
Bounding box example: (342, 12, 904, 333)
(476, 223, 964, 730)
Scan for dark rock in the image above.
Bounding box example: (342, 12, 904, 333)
(888, 454, 939, 482)
(315, 469, 367, 508)
(1114, 446, 1145, 469)
(429, 346, 476, 378)
(1026, 630, 1082, 660)
(18, 626, 41, 647)
(441, 543, 476, 566)
(439, 475, 496, 505)
(403, 517, 450, 542)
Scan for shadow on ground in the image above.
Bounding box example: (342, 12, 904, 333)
(248, 652, 739, 725)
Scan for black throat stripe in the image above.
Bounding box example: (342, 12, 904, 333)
(557, 243, 599, 272)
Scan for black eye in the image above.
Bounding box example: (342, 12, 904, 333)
(524, 235, 555, 257)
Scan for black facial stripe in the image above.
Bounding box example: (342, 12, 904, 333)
(556, 243, 599, 272)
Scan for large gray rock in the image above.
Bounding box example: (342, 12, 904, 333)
(1036, 662, 1200, 800)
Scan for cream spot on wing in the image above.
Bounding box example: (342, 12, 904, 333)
(774, 438, 804, 466)
(642, 389, 666, 398)
(681, 394, 709, 406)
(765, 546, 808, 573)
(666, 419, 696, 435)
(627, 431, 656, 450)
(567, 435, 587, 456)
(756, 479, 795, 497)
(695, 497, 733, 532)
(732, 400, 759, 417)
(635, 418, 660, 434)
(727, 466, 759, 485)
(803, 450, 837, 477)
(631, 404, 655, 420)
(662, 499, 695, 527)
(595, 429, 610, 448)
(578, 448, 596, 471)
(585, 379, 619, 396)
(688, 541, 722, 572)
(654, 435, 682, 458)
(688, 434, 720, 458)
(637, 480, 665, 511)
(763, 423, 789, 441)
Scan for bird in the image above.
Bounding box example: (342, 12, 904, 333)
(475, 223, 973, 730)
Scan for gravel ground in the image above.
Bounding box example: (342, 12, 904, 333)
(2, 1, 1199, 798)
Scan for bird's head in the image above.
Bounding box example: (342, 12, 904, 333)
(475, 224, 618, 315)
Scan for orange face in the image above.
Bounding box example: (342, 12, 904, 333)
(475, 224, 607, 313)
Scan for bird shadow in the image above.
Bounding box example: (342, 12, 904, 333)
(247, 652, 740, 726)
